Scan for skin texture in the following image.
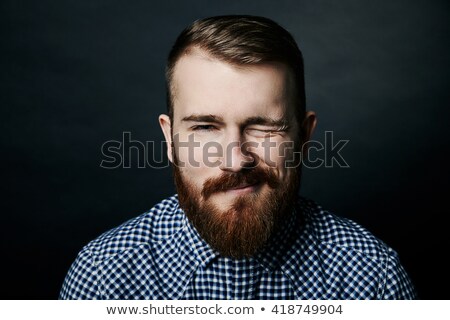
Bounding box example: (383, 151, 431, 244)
(159, 48, 316, 257)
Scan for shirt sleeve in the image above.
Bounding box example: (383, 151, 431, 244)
(59, 246, 102, 300)
(380, 247, 417, 299)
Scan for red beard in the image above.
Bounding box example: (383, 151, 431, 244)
(173, 162, 299, 258)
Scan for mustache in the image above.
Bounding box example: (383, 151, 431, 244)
(201, 166, 280, 200)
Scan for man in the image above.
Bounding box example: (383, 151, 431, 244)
(60, 15, 415, 299)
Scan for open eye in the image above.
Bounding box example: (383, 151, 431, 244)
(191, 124, 217, 132)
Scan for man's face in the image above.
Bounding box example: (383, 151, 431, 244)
(160, 48, 315, 258)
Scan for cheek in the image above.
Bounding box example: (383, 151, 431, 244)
(174, 133, 223, 168)
(172, 133, 201, 167)
(254, 139, 294, 174)
(176, 143, 218, 190)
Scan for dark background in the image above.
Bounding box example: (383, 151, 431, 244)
(1, 0, 449, 299)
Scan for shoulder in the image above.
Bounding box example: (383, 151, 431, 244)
(300, 197, 388, 259)
(59, 195, 182, 299)
(292, 197, 416, 299)
(84, 195, 182, 263)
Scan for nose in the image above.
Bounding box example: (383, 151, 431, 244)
(219, 131, 255, 172)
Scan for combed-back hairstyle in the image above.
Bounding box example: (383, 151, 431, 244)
(166, 15, 306, 126)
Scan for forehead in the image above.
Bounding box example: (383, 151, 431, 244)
(171, 49, 295, 123)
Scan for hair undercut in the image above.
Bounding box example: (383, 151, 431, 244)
(166, 15, 306, 126)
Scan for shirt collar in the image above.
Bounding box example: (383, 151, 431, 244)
(148, 201, 204, 299)
(182, 206, 219, 268)
(254, 200, 303, 272)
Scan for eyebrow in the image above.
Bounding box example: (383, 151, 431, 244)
(181, 114, 289, 128)
(181, 114, 224, 124)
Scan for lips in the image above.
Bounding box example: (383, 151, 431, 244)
(201, 167, 279, 200)
(223, 182, 262, 195)
(228, 182, 258, 190)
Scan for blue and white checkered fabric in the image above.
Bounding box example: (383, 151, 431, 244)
(60, 195, 416, 299)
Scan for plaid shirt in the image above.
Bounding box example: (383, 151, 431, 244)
(60, 195, 416, 299)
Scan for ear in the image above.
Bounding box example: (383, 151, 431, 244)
(299, 111, 317, 162)
(301, 111, 317, 142)
(159, 114, 173, 163)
